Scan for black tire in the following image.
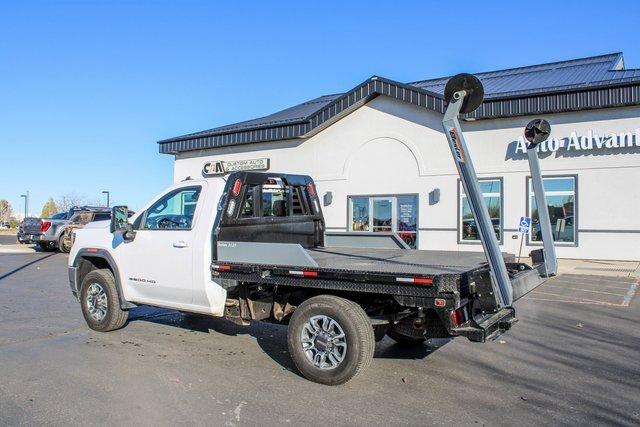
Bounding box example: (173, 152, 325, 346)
(80, 269, 128, 332)
(287, 295, 375, 385)
(36, 242, 56, 252)
(58, 234, 71, 253)
(386, 329, 426, 346)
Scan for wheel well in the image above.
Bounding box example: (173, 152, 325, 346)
(76, 256, 114, 289)
(76, 255, 134, 310)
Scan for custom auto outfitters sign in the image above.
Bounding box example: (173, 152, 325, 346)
(202, 158, 270, 176)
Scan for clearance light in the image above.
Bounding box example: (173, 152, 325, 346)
(395, 277, 433, 285)
(212, 264, 231, 271)
(226, 199, 236, 217)
(434, 298, 446, 307)
(289, 270, 318, 277)
(307, 182, 316, 197)
(232, 179, 242, 197)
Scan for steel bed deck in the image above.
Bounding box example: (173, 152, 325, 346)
(306, 247, 513, 276)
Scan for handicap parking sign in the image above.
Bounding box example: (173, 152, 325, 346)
(518, 216, 532, 233)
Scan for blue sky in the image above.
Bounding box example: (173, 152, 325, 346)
(1, 0, 639, 216)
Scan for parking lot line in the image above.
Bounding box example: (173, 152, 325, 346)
(622, 282, 638, 307)
(541, 283, 629, 297)
(526, 296, 618, 306)
(530, 290, 624, 306)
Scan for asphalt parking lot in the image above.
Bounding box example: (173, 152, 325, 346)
(1, 253, 639, 426)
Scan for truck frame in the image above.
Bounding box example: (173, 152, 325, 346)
(68, 74, 557, 385)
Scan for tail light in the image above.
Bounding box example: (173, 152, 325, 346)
(40, 221, 51, 233)
(451, 308, 465, 327)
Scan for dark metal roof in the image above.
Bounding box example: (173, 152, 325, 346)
(159, 53, 640, 154)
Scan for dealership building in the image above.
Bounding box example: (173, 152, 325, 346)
(158, 53, 640, 261)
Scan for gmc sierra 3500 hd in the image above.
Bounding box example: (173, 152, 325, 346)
(68, 74, 559, 385)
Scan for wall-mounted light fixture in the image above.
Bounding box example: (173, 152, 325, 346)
(429, 188, 440, 205)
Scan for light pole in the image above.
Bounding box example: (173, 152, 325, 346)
(102, 191, 110, 208)
(20, 191, 29, 219)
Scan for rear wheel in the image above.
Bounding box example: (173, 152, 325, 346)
(80, 269, 128, 332)
(287, 295, 375, 385)
(58, 234, 71, 253)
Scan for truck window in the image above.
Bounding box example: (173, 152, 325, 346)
(93, 212, 111, 222)
(262, 186, 287, 217)
(291, 187, 307, 215)
(241, 185, 256, 218)
(142, 186, 201, 230)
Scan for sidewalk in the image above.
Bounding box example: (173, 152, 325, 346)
(0, 243, 39, 254)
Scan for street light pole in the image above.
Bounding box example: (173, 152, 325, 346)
(20, 192, 28, 219)
(102, 191, 110, 208)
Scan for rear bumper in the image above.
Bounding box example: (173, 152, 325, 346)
(17, 233, 42, 243)
(452, 307, 517, 343)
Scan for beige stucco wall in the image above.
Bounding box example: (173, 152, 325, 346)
(173, 96, 640, 260)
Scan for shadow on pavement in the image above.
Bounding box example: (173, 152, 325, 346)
(0, 253, 58, 281)
(128, 306, 446, 376)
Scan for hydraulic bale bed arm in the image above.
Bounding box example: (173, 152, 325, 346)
(442, 73, 557, 313)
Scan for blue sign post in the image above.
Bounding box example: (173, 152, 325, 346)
(517, 216, 532, 262)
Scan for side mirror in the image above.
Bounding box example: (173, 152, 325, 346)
(111, 206, 136, 242)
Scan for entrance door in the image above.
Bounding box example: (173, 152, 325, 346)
(371, 197, 395, 233)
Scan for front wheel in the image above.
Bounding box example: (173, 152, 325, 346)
(287, 295, 375, 385)
(80, 269, 128, 332)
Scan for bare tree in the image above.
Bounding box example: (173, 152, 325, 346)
(56, 193, 87, 212)
(0, 199, 13, 223)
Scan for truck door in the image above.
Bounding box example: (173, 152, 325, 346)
(117, 184, 203, 307)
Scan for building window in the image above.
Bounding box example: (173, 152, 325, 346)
(528, 176, 576, 244)
(348, 195, 418, 248)
(459, 179, 502, 243)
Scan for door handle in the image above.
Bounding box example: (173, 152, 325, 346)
(172, 241, 190, 248)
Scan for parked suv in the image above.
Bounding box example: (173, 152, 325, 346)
(57, 209, 112, 253)
(38, 206, 110, 252)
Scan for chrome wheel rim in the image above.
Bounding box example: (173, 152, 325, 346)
(86, 283, 107, 322)
(301, 315, 347, 370)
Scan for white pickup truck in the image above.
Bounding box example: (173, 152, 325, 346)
(68, 74, 557, 385)
(68, 171, 551, 385)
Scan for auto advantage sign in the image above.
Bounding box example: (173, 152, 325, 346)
(202, 158, 270, 176)
(514, 129, 640, 154)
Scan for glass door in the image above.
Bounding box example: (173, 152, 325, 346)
(371, 197, 395, 233)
